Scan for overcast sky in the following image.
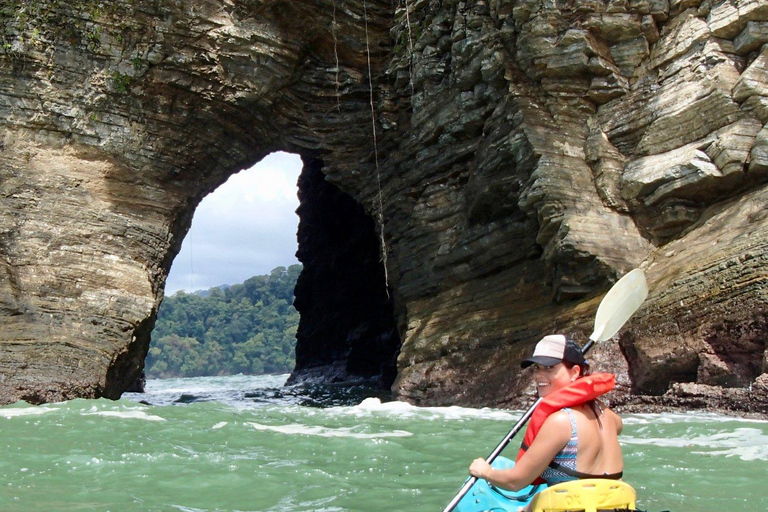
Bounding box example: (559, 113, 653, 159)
(164, 152, 303, 295)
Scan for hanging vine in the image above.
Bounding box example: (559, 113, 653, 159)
(331, 0, 341, 113)
(403, 0, 416, 105)
(362, 0, 390, 296)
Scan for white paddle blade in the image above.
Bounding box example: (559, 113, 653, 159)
(589, 269, 648, 342)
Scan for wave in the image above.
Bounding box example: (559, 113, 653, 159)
(622, 427, 768, 461)
(328, 397, 522, 422)
(81, 409, 166, 422)
(243, 421, 413, 439)
(0, 405, 56, 418)
(623, 412, 768, 425)
(141, 373, 289, 395)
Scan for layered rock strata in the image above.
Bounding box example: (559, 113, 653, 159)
(0, 1, 766, 411)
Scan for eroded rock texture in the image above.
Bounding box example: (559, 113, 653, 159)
(0, 0, 766, 410)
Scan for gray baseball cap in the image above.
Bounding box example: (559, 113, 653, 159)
(521, 334, 587, 368)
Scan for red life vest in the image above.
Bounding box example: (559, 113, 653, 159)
(515, 373, 616, 484)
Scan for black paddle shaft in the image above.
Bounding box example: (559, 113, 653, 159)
(441, 338, 598, 512)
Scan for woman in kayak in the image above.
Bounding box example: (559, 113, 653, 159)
(468, 334, 624, 492)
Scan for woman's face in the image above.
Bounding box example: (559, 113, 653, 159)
(532, 362, 580, 397)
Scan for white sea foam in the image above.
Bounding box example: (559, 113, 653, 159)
(356, 397, 409, 410)
(623, 412, 768, 425)
(622, 427, 768, 461)
(141, 373, 289, 396)
(83, 410, 166, 422)
(0, 406, 55, 418)
(333, 397, 520, 422)
(338, 401, 763, 426)
(244, 421, 413, 439)
(353, 403, 755, 425)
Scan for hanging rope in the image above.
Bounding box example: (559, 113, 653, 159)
(362, 0, 390, 296)
(331, 0, 341, 113)
(403, 0, 416, 105)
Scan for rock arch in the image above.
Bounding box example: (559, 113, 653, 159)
(1, 1, 767, 410)
(0, 0, 396, 403)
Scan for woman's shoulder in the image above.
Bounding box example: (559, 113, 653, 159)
(532, 409, 573, 448)
(540, 409, 573, 430)
(572, 402, 621, 426)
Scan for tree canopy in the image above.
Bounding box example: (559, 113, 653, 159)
(146, 265, 302, 378)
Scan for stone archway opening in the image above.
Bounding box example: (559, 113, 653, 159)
(136, 152, 302, 385)
(165, 152, 302, 296)
(142, 153, 400, 391)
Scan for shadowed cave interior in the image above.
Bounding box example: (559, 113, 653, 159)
(289, 157, 400, 389)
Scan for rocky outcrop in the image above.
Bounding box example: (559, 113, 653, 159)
(0, 1, 766, 412)
(384, 0, 768, 412)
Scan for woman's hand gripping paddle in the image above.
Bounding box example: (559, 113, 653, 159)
(441, 269, 649, 512)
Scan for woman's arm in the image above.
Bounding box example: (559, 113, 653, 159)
(469, 411, 571, 491)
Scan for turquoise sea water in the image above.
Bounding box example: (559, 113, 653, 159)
(1, 374, 766, 512)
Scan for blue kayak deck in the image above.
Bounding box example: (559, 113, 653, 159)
(455, 457, 548, 512)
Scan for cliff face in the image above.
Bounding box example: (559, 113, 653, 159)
(0, 0, 766, 410)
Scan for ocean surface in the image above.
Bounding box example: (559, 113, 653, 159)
(1, 374, 766, 512)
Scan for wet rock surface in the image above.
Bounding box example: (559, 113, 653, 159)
(0, 1, 766, 413)
(612, 382, 768, 420)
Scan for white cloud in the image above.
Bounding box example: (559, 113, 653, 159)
(165, 152, 302, 295)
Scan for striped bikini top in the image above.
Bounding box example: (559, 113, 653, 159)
(540, 407, 623, 485)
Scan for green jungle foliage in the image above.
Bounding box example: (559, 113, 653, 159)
(146, 265, 302, 378)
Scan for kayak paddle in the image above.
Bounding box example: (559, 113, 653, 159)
(441, 268, 649, 512)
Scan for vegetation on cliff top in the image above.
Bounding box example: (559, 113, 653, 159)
(0, 0, 113, 53)
(146, 265, 302, 378)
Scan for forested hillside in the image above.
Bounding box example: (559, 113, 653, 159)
(146, 265, 301, 378)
